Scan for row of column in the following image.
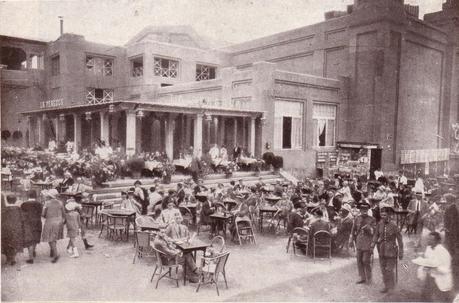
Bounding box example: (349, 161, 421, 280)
(35, 110, 257, 159)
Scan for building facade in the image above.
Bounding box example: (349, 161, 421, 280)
(1, 0, 458, 176)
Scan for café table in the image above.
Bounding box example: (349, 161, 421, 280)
(210, 213, 234, 238)
(32, 180, 54, 191)
(101, 209, 137, 241)
(174, 239, 210, 285)
(394, 208, 409, 230)
(223, 199, 237, 211)
(258, 206, 278, 233)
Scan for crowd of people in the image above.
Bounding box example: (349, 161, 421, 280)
(2, 158, 459, 300)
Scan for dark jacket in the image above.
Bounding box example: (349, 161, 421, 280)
(372, 220, 403, 258)
(200, 200, 215, 225)
(350, 214, 376, 251)
(21, 199, 43, 246)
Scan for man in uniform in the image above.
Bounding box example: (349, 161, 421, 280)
(349, 201, 376, 284)
(371, 206, 403, 293)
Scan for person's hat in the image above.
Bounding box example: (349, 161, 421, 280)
(378, 185, 385, 191)
(128, 187, 135, 194)
(43, 188, 59, 199)
(444, 193, 457, 203)
(341, 203, 352, 213)
(357, 202, 371, 209)
(121, 191, 128, 196)
(65, 201, 81, 211)
(168, 188, 176, 194)
(334, 192, 344, 197)
(134, 180, 142, 186)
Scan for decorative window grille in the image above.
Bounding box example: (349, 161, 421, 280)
(312, 103, 337, 147)
(273, 101, 303, 150)
(196, 64, 216, 81)
(131, 57, 143, 77)
(86, 88, 114, 104)
(154, 57, 178, 78)
(86, 56, 113, 76)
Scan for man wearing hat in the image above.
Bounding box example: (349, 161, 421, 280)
(333, 203, 354, 253)
(350, 201, 376, 284)
(371, 205, 403, 293)
(406, 191, 428, 234)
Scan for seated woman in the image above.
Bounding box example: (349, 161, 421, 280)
(332, 204, 354, 253)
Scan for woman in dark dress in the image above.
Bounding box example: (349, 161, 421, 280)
(1, 194, 24, 265)
(41, 189, 65, 263)
(21, 190, 43, 264)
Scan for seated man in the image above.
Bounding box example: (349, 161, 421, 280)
(161, 201, 182, 224)
(152, 231, 199, 283)
(287, 207, 306, 233)
(165, 213, 190, 241)
(308, 210, 331, 256)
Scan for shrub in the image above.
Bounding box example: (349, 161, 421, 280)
(126, 157, 145, 173)
(1, 130, 11, 141)
(272, 156, 283, 169)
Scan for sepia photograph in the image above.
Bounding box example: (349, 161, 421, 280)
(0, 0, 458, 301)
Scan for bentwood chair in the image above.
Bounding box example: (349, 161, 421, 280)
(107, 215, 129, 241)
(132, 231, 155, 264)
(313, 230, 332, 263)
(291, 227, 309, 256)
(196, 251, 230, 296)
(150, 248, 181, 288)
(210, 236, 226, 254)
(81, 204, 96, 227)
(235, 217, 256, 245)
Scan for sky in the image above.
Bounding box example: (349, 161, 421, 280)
(0, 0, 445, 47)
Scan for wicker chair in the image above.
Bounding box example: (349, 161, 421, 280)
(150, 248, 181, 288)
(196, 251, 230, 296)
(133, 231, 155, 264)
(313, 230, 332, 263)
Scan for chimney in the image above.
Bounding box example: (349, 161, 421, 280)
(58, 16, 64, 36)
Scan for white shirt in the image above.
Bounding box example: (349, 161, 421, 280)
(424, 244, 453, 292)
(374, 170, 384, 180)
(399, 175, 408, 186)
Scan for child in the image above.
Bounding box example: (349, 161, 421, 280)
(65, 201, 82, 258)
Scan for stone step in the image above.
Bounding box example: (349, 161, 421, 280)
(90, 173, 283, 199)
(102, 170, 274, 188)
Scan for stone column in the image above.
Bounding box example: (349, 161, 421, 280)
(193, 113, 203, 158)
(213, 116, 219, 146)
(37, 115, 46, 147)
(100, 111, 109, 144)
(53, 117, 59, 143)
(165, 114, 175, 160)
(249, 117, 256, 157)
(233, 117, 238, 147)
(219, 116, 226, 146)
(73, 113, 82, 153)
(126, 110, 136, 156)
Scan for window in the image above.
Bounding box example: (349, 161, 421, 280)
(312, 103, 336, 147)
(29, 54, 44, 69)
(154, 57, 178, 78)
(196, 64, 216, 81)
(51, 55, 60, 76)
(86, 88, 114, 104)
(85, 55, 113, 76)
(274, 101, 303, 149)
(1, 46, 27, 70)
(130, 56, 143, 77)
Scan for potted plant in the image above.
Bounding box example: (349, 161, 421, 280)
(1, 130, 11, 141)
(225, 161, 237, 178)
(12, 130, 23, 140)
(272, 156, 283, 172)
(126, 157, 145, 178)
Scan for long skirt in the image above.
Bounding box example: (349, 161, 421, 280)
(41, 218, 64, 242)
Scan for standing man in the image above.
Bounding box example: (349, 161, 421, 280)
(371, 206, 403, 293)
(350, 202, 376, 284)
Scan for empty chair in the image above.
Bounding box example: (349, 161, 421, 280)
(151, 247, 181, 288)
(196, 252, 230, 296)
(133, 231, 155, 264)
(107, 215, 128, 241)
(210, 236, 226, 254)
(235, 217, 256, 245)
(313, 230, 332, 263)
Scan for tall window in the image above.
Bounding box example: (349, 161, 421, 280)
(86, 55, 113, 76)
(196, 64, 216, 81)
(312, 103, 336, 147)
(274, 101, 303, 149)
(130, 56, 143, 77)
(86, 88, 114, 104)
(51, 55, 60, 76)
(154, 57, 178, 78)
(29, 53, 44, 69)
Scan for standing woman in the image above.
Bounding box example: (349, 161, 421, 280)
(1, 195, 24, 266)
(21, 190, 43, 264)
(41, 189, 65, 263)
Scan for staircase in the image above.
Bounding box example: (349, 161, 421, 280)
(91, 170, 286, 207)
